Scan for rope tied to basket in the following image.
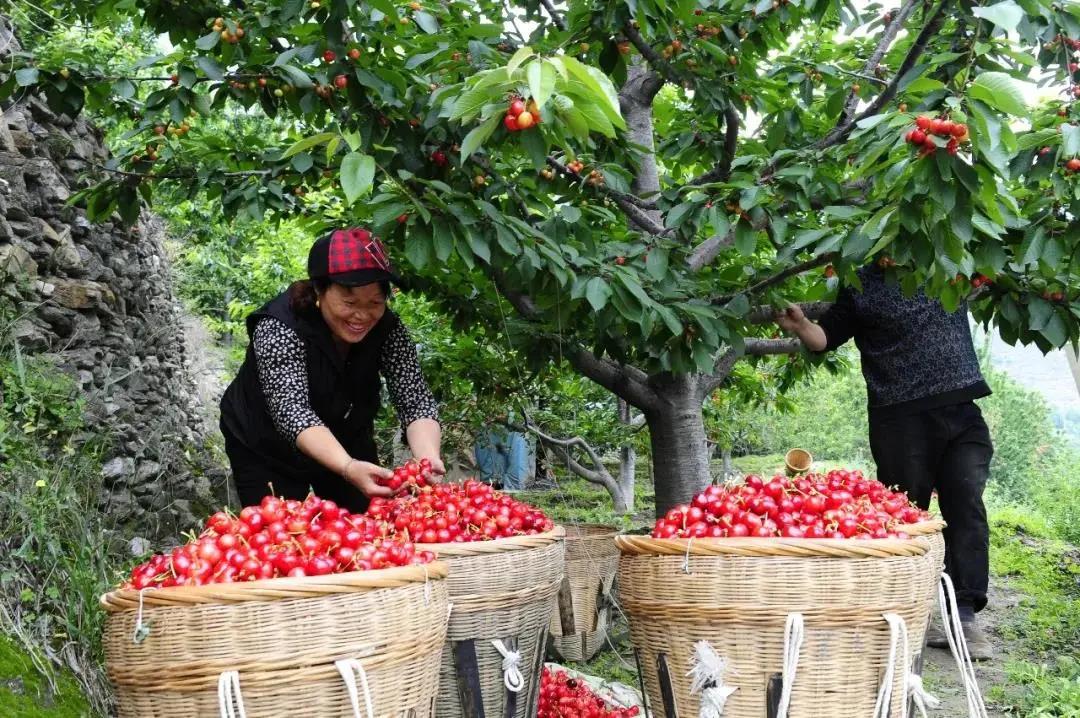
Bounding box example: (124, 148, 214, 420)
(776, 612, 805, 718)
(132, 588, 152, 644)
(687, 640, 737, 718)
(938, 573, 989, 718)
(336, 658, 376, 718)
(682, 537, 694, 574)
(217, 670, 247, 718)
(422, 563, 432, 605)
(872, 613, 909, 718)
(491, 639, 525, 692)
(907, 673, 941, 718)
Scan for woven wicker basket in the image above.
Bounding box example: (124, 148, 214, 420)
(616, 535, 942, 718)
(428, 527, 565, 718)
(101, 563, 450, 718)
(899, 519, 947, 647)
(549, 524, 619, 662)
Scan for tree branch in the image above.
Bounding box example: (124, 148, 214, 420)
(688, 106, 740, 187)
(505, 420, 615, 490)
(545, 156, 657, 210)
(491, 269, 543, 321)
(850, 2, 949, 122)
(746, 301, 833, 324)
(817, 0, 949, 149)
(744, 337, 803, 356)
(537, 0, 567, 31)
(712, 253, 838, 306)
(567, 347, 659, 411)
(621, 22, 692, 90)
(835, 0, 923, 127)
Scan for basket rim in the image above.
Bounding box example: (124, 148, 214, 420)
(895, 518, 947, 535)
(615, 534, 930, 558)
(562, 523, 620, 539)
(100, 560, 449, 611)
(423, 525, 566, 556)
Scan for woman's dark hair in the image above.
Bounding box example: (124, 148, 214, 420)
(287, 279, 390, 313)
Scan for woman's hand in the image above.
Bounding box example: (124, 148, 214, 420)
(342, 459, 395, 497)
(775, 303, 808, 333)
(420, 455, 446, 481)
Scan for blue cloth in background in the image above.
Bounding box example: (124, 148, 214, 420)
(474, 427, 531, 490)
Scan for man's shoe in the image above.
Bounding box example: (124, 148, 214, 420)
(963, 622, 994, 662)
(924, 622, 949, 648)
(924, 621, 994, 661)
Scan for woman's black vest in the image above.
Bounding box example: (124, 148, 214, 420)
(219, 291, 398, 480)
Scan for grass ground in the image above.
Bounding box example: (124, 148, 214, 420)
(0, 634, 91, 717)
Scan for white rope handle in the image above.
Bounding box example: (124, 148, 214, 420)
(217, 671, 247, 718)
(336, 658, 376, 718)
(682, 537, 694, 574)
(938, 574, 989, 718)
(687, 640, 737, 718)
(776, 613, 805, 718)
(133, 588, 148, 644)
(907, 673, 941, 718)
(873, 613, 909, 718)
(491, 639, 525, 692)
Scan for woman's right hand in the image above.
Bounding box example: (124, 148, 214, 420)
(775, 303, 807, 333)
(342, 459, 395, 498)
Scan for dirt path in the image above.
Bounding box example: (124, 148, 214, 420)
(923, 579, 1022, 717)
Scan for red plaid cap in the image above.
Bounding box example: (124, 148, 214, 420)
(307, 227, 399, 286)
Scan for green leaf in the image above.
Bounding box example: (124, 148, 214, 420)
(969, 72, 1028, 117)
(433, 223, 454, 261)
(1020, 227, 1047, 266)
(464, 229, 491, 263)
(291, 153, 314, 172)
(282, 132, 337, 159)
(368, 0, 398, 16)
(527, 60, 557, 108)
(823, 205, 867, 219)
(1041, 312, 1067, 347)
(584, 277, 611, 312)
(1028, 297, 1053, 330)
(1017, 128, 1060, 151)
(507, 47, 534, 75)
(195, 55, 224, 80)
(560, 56, 625, 129)
(450, 75, 508, 121)
(112, 79, 136, 99)
(735, 221, 758, 256)
(404, 227, 433, 269)
(406, 50, 442, 70)
(279, 65, 314, 89)
(665, 202, 696, 229)
(340, 152, 376, 205)
(196, 31, 221, 50)
(645, 248, 669, 280)
(971, 0, 1024, 32)
(1062, 124, 1080, 158)
(413, 11, 439, 33)
(459, 113, 501, 161)
(15, 68, 39, 86)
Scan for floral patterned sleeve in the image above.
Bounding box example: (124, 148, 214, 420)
(379, 321, 440, 435)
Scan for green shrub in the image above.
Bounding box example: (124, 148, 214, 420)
(1, 308, 125, 715)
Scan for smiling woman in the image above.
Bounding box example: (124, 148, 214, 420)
(218, 227, 444, 512)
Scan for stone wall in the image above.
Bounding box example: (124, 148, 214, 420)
(0, 94, 226, 537)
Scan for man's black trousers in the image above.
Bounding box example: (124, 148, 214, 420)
(869, 401, 993, 612)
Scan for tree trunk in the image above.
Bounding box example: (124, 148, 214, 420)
(644, 374, 711, 516)
(617, 399, 636, 514)
(1068, 346, 1080, 398)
